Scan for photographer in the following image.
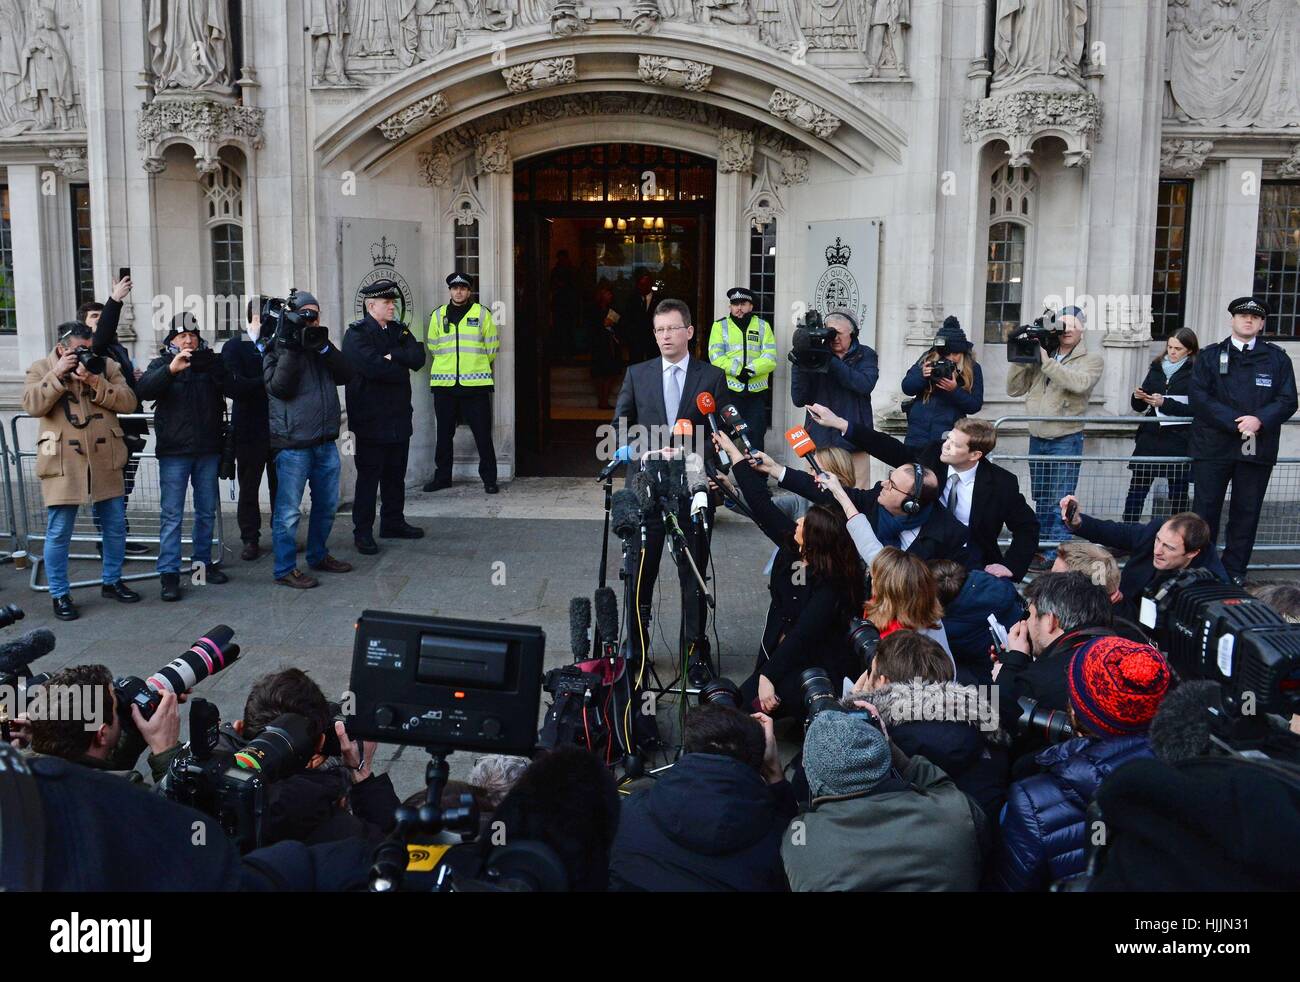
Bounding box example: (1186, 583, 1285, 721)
(610, 706, 795, 892)
(991, 571, 1113, 731)
(715, 431, 864, 719)
(1057, 497, 1228, 622)
(782, 702, 987, 891)
(992, 637, 1170, 891)
(263, 291, 355, 589)
(790, 309, 879, 486)
(137, 312, 231, 602)
(21, 322, 139, 620)
(808, 406, 1038, 580)
(901, 316, 984, 449)
(218, 668, 398, 845)
(1004, 306, 1103, 567)
(21, 664, 181, 786)
(222, 299, 277, 561)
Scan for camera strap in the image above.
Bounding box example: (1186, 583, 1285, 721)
(0, 745, 46, 892)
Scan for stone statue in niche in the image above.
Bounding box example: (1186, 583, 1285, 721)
(18, 3, 77, 128)
(754, 0, 805, 52)
(146, 0, 234, 93)
(1166, 0, 1300, 128)
(992, 0, 1088, 92)
(309, 0, 353, 84)
(801, 0, 858, 50)
(862, 0, 909, 78)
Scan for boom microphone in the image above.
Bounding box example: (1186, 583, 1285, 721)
(695, 392, 731, 473)
(786, 426, 826, 477)
(0, 629, 56, 679)
(597, 445, 634, 482)
(719, 404, 756, 456)
(594, 587, 619, 653)
(611, 488, 643, 540)
(569, 597, 592, 659)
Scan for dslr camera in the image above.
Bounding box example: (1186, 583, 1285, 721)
(74, 347, 106, 376)
(1007, 309, 1065, 364)
(788, 308, 834, 373)
(929, 357, 957, 382)
(261, 288, 327, 352)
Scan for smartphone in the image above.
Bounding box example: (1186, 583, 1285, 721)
(118, 267, 131, 281)
(1065, 499, 1078, 525)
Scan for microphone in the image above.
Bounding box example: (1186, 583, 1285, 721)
(611, 488, 643, 539)
(671, 418, 693, 455)
(0, 628, 56, 678)
(596, 445, 634, 482)
(593, 587, 619, 655)
(1148, 680, 1223, 764)
(630, 470, 654, 513)
(786, 426, 826, 477)
(690, 482, 709, 517)
(719, 404, 756, 456)
(695, 392, 731, 473)
(569, 597, 592, 660)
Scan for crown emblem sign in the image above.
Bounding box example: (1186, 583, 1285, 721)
(371, 236, 397, 268)
(825, 237, 851, 267)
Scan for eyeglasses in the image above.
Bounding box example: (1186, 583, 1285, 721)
(653, 325, 687, 335)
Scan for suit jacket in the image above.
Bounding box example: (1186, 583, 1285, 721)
(845, 422, 1040, 581)
(611, 355, 728, 483)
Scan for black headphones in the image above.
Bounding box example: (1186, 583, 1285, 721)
(901, 461, 924, 516)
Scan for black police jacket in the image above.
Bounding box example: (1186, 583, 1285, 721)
(1189, 338, 1298, 465)
(342, 314, 426, 443)
(136, 350, 229, 456)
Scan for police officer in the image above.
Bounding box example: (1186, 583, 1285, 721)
(422, 272, 500, 494)
(707, 287, 777, 452)
(1189, 296, 1299, 584)
(343, 279, 427, 555)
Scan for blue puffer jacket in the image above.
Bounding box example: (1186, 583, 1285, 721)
(992, 735, 1152, 891)
(901, 359, 984, 448)
(941, 569, 1025, 683)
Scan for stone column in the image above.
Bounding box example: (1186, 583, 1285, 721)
(1185, 158, 1262, 339)
(482, 168, 514, 481)
(8, 166, 60, 370)
(714, 170, 746, 294)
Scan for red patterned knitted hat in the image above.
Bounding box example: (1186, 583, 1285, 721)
(1068, 636, 1171, 737)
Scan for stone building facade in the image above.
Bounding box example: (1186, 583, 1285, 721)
(0, 0, 1297, 488)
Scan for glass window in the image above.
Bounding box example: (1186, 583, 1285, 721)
(749, 220, 776, 325)
(454, 219, 480, 284)
(984, 221, 1025, 343)
(210, 222, 244, 338)
(1254, 181, 1300, 339)
(70, 184, 94, 310)
(0, 185, 14, 333)
(515, 144, 715, 203)
(1151, 179, 1192, 339)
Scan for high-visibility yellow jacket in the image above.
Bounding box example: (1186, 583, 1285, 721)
(426, 302, 498, 387)
(708, 315, 777, 393)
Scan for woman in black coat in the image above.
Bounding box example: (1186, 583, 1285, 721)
(1123, 328, 1198, 523)
(713, 431, 865, 720)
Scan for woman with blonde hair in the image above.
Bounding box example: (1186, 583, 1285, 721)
(855, 547, 955, 685)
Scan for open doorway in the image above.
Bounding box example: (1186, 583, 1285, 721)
(514, 144, 716, 476)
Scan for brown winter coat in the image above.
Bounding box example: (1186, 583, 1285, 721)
(21, 348, 138, 507)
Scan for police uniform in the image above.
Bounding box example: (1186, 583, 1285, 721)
(343, 279, 428, 553)
(1189, 297, 1299, 580)
(707, 287, 777, 452)
(424, 272, 500, 493)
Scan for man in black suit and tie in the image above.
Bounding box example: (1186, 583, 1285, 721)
(805, 407, 1039, 579)
(611, 297, 728, 675)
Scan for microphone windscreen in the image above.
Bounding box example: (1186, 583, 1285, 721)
(0, 628, 57, 675)
(1148, 680, 1222, 764)
(630, 471, 654, 511)
(719, 404, 741, 426)
(569, 597, 592, 659)
(594, 587, 619, 642)
(786, 426, 817, 458)
(673, 418, 694, 438)
(611, 488, 643, 539)
(695, 391, 717, 415)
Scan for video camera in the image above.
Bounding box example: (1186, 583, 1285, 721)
(1007, 309, 1065, 364)
(789, 308, 834, 373)
(260, 288, 326, 352)
(1140, 569, 1300, 717)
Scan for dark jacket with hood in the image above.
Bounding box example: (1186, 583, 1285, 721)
(901, 356, 984, 447)
(222, 333, 272, 447)
(941, 569, 1026, 681)
(88, 296, 148, 446)
(342, 313, 426, 444)
(263, 336, 354, 450)
(137, 346, 230, 456)
(609, 753, 797, 892)
(993, 734, 1153, 892)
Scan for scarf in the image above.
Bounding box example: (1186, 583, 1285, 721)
(873, 502, 931, 548)
(445, 300, 472, 328)
(1160, 356, 1181, 380)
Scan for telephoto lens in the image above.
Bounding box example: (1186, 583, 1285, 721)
(799, 667, 838, 722)
(1016, 697, 1075, 744)
(234, 713, 318, 782)
(698, 677, 743, 710)
(847, 617, 880, 668)
(0, 604, 24, 629)
(114, 626, 240, 722)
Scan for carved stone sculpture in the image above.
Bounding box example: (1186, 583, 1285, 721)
(718, 126, 755, 172)
(992, 0, 1088, 93)
(551, 0, 585, 36)
(768, 88, 841, 138)
(17, 3, 78, 128)
(418, 148, 453, 186)
(696, 0, 754, 26)
(1277, 144, 1300, 178)
(962, 89, 1101, 167)
(638, 55, 713, 92)
(309, 0, 353, 85)
(147, 0, 234, 94)
(862, 0, 909, 78)
(502, 56, 576, 93)
(137, 98, 265, 174)
(1159, 139, 1214, 178)
(47, 145, 87, 177)
(377, 92, 449, 140)
(475, 130, 511, 173)
(801, 0, 857, 50)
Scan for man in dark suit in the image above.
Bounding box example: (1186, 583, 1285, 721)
(611, 297, 727, 674)
(620, 271, 660, 364)
(1056, 497, 1229, 622)
(807, 406, 1038, 580)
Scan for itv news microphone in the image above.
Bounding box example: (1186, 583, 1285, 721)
(609, 298, 727, 666)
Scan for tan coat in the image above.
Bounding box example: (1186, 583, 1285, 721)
(21, 348, 138, 507)
(1005, 339, 1105, 439)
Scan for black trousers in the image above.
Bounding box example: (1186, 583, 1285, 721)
(626, 503, 713, 671)
(353, 438, 409, 536)
(235, 442, 277, 545)
(727, 391, 769, 454)
(433, 387, 497, 485)
(1191, 457, 1273, 578)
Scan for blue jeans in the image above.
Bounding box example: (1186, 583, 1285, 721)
(46, 497, 125, 597)
(1029, 432, 1084, 556)
(272, 443, 340, 580)
(158, 454, 220, 575)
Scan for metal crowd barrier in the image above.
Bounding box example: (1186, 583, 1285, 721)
(8, 413, 226, 592)
(0, 425, 17, 563)
(988, 415, 1300, 571)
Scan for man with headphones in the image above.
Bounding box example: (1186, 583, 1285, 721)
(136, 312, 232, 601)
(790, 308, 879, 487)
